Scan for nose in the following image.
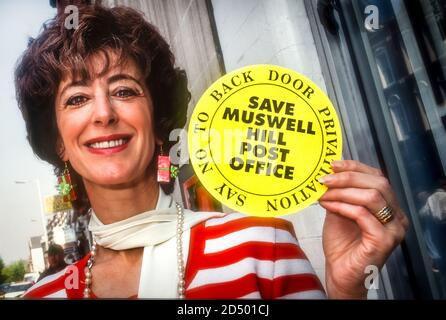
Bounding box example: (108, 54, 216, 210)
(92, 94, 118, 127)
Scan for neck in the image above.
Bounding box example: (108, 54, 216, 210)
(96, 245, 143, 264)
(84, 173, 160, 224)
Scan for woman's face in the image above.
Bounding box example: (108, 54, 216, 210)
(55, 52, 158, 188)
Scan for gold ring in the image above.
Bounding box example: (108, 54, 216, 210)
(374, 205, 394, 225)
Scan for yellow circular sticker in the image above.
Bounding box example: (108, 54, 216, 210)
(188, 64, 342, 217)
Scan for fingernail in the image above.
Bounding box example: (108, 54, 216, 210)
(318, 174, 333, 184)
(331, 160, 344, 169)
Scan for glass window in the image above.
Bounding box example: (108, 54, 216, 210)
(327, 0, 446, 298)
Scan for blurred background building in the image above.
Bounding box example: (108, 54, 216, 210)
(28, 236, 45, 274)
(25, 193, 91, 276)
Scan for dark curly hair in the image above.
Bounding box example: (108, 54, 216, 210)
(15, 4, 190, 210)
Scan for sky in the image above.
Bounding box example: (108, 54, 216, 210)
(0, 0, 57, 264)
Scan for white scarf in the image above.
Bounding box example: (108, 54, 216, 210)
(87, 187, 226, 298)
(88, 187, 225, 250)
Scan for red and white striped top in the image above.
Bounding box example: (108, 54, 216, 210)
(24, 213, 326, 299)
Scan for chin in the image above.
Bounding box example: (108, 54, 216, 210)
(87, 167, 136, 186)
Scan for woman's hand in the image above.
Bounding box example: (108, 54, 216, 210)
(318, 160, 409, 299)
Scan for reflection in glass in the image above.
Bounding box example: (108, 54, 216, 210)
(360, 0, 446, 297)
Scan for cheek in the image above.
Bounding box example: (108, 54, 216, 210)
(127, 104, 156, 143)
(138, 109, 157, 164)
(56, 111, 88, 154)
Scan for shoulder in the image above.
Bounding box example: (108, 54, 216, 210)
(23, 255, 89, 299)
(23, 267, 68, 298)
(192, 212, 299, 248)
(186, 213, 326, 299)
(188, 212, 306, 271)
(198, 212, 297, 235)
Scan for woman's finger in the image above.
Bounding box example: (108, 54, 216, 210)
(319, 200, 387, 237)
(319, 200, 406, 243)
(323, 160, 409, 227)
(331, 160, 384, 177)
(320, 188, 387, 215)
(318, 171, 401, 215)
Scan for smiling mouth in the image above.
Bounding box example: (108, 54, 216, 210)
(87, 138, 130, 149)
(84, 134, 133, 152)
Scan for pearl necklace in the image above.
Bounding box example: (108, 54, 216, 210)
(83, 202, 185, 299)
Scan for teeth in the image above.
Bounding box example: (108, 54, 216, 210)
(89, 139, 127, 149)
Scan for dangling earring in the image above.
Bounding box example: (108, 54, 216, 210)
(157, 145, 179, 183)
(57, 162, 77, 202)
(157, 144, 171, 183)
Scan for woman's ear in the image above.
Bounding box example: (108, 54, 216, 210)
(56, 137, 68, 162)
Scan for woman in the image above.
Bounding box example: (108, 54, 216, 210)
(15, 4, 408, 299)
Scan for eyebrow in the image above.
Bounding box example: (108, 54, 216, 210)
(59, 73, 143, 98)
(59, 79, 89, 98)
(107, 74, 143, 87)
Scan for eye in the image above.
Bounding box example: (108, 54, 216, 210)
(66, 95, 89, 107)
(114, 88, 138, 98)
